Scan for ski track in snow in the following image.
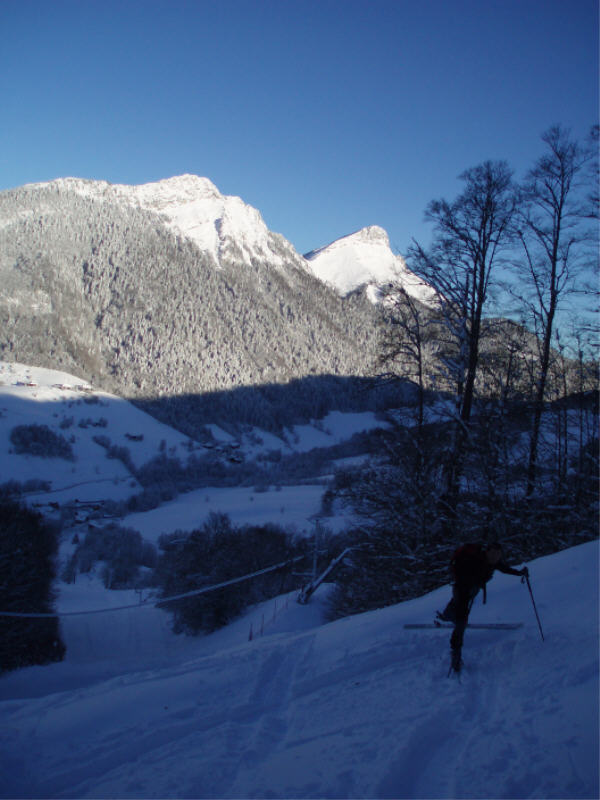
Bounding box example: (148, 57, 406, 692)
(1, 541, 598, 800)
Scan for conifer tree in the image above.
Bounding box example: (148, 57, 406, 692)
(0, 498, 65, 672)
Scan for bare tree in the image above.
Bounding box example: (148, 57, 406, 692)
(378, 286, 435, 429)
(514, 125, 596, 497)
(585, 124, 599, 220)
(408, 160, 517, 521)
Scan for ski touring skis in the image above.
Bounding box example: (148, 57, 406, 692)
(404, 622, 523, 630)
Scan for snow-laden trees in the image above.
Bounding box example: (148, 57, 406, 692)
(0, 182, 381, 414)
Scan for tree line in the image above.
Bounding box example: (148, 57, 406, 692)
(328, 124, 598, 617)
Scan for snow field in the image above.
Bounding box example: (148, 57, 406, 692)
(0, 363, 385, 524)
(0, 363, 187, 498)
(121, 483, 353, 542)
(0, 541, 597, 799)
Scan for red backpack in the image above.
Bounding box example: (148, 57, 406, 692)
(451, 543, 482, 573)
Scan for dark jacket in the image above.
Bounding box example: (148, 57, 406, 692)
(452, 543, 522, 601)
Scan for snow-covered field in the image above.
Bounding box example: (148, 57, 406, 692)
(122, 483, 350, 542)
(0, 541, 598, 799)
(0, 363, 381, 524)
(0, 362, 187, 501)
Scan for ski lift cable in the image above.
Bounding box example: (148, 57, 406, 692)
(0, 555, 307, 619)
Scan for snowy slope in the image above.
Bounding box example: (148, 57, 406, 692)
(0, 362, 384, 530)
(304, 225, 437, 305)
(0, 362, 203, 504)
(121, 483, 350, 543)
(0, 541, 597, 799)
(116, 174, 305, 270)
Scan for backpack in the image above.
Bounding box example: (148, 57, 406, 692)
(450, 543, 482, 575)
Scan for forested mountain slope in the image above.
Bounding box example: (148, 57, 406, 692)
(0, 180, 380, 401)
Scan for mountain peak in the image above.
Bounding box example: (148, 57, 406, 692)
(304, 225, 435, 305)
(303, 225, 389, 262)
(118, 174, 307, 270)
(348, 225, 390, 244)
(124, 175, 222, 204)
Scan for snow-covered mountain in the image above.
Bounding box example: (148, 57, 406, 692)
(304, 225, 437, 305)
(43, 174, 304, 271)
(21, 175, 434, 303)
(0, 178, 381, 403)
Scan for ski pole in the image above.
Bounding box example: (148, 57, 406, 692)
(523, 573, 545, 641)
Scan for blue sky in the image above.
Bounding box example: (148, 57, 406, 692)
(1, 0, 597, 256)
